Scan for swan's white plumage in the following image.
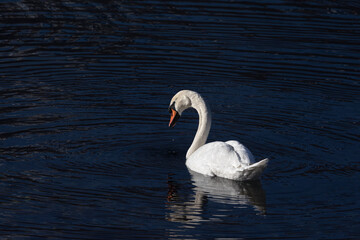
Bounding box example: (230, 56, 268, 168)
(169, 90, 269, 181)
(186, 141, 268, 181)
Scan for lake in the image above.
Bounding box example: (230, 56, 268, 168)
(0, 0, 359, 239)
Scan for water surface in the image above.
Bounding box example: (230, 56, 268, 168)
(1, 0, 360, 239)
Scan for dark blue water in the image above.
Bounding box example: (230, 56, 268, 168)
(1, 0, 360, 239)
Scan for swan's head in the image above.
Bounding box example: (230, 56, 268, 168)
(168, 90, 193, 127)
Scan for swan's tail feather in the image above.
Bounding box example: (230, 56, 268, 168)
(248, 158, 269, 170)
(237, 158, 269, 181)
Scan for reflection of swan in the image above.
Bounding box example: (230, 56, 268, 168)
(168, 90, 269, 181)
(166, 175, 205, 225)
(165, 172, 266, 226)
(190, 171, 266, 214)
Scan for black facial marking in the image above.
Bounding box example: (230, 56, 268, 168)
(168, 101, 176, 113)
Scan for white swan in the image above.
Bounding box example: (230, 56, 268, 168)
(168, 90, 269, 181)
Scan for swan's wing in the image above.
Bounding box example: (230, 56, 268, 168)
(186, 142, 268, 181)
(225, 140, 255, 165)
(186, 141, 240, 177)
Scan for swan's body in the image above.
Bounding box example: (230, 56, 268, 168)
(168, 90, 268, 181)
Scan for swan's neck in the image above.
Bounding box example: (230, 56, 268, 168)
(186, 97, 212, 159)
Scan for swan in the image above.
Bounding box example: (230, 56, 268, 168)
(168, 90, 269, 181)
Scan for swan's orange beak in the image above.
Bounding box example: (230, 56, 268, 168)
(169, 108, 180, 127)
